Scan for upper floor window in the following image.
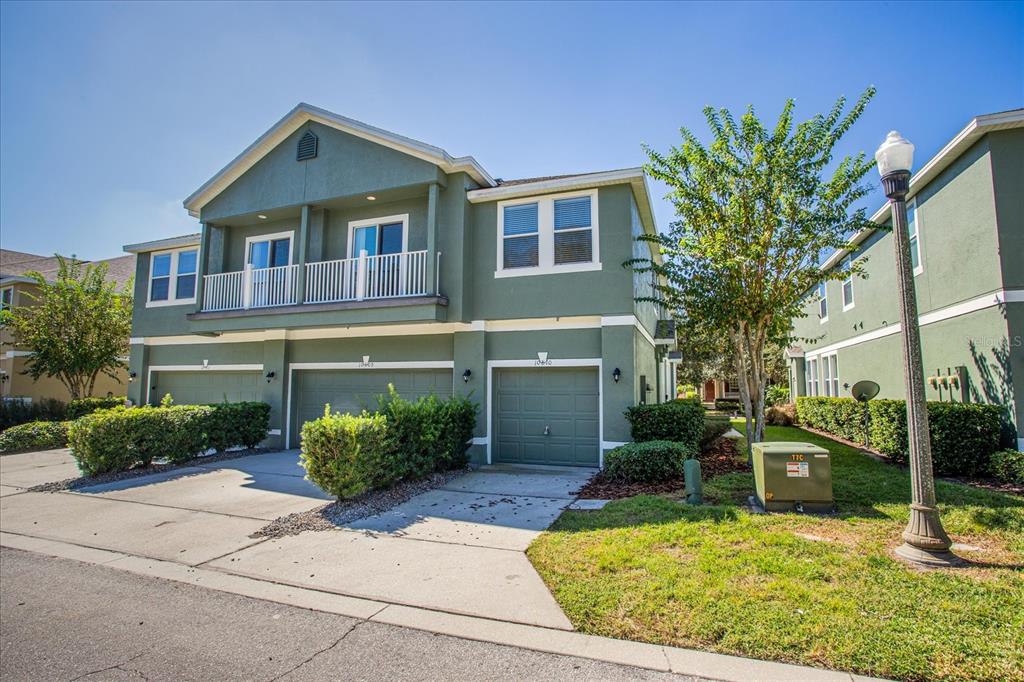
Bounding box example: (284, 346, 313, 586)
(496, 190, 600, 278)
(1, 287, 12, 311)
(347, 215, 407, 258)
(147, 247, 198, 307)
(247, 231, 293, 269)
(817, 282, 828, 322)
(841, 256, 854, 310)
(908, 198, 923, 275)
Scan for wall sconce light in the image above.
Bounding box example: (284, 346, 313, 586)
(612, 368, 621, 383)
(462, 368, 472, 383)
(128, 371, 137, 383)
(265, 370, 276, 383)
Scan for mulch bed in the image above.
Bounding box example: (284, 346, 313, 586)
(27, 448, 267, 493)
(574, 438, 749, 500)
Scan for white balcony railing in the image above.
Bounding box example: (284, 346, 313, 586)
(201, 251, 429, 312)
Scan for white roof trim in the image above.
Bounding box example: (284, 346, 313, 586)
(183, 103, 495, 218)
(821, 109, 1024, 272)
(124, 234, 201, 254)
(0, 275, 37, 285)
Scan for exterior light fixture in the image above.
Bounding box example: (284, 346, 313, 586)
(366, 196, 376, 201)
(612, 368, 621, 383)
(128, 371, 137, 383)
(265, 370, 276, 383)
(462, 368, 472, 383)
(257, 214, 268, 220)
(875, 130, 956, 567)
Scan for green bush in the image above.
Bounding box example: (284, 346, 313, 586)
(765, 385, 790, 407)
(765, 403, 796, 426)
(625, 399, 705, 451)
(65, 396, 127, 420)
(989, 449, 1024, 485)
(0, 420, 69, 453)
(701, 416, 731, 450)
(603, 440, 694, 483)
(203, 401, 271, 451)
(714, 398, 741, 412)
(376, 388, 478, 476)
(797, 396, 1005, 477)
(0, 398, 66, 431)
(300, 408, 395, 499)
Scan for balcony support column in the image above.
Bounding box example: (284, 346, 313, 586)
(426, 182, 439, 295)
(296, 205, 311, 304)
(194, 223, 211, 313)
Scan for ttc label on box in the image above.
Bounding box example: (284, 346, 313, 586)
(786, 461, 809, 478)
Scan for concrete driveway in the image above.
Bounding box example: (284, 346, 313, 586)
(1, 449, 592, 630)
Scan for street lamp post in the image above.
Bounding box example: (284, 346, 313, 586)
(874, 131, 957, 567)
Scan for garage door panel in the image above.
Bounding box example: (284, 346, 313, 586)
(153, 371, 262, 405)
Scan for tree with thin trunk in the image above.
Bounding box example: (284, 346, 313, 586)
(2, 256, 133, 399)
(632, 90, 876, 459)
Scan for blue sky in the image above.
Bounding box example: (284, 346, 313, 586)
(1, 1, 1021, 260)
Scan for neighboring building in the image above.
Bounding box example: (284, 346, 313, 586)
(124, 103, 676, 466)
(787, 109, 1024, 449)
(701, 379, 740, 403)
(0, 249, 136, 403)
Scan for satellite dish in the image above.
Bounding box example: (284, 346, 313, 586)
(851, 380, 880, 402)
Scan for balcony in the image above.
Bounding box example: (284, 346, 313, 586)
(200, 250, 431, 313)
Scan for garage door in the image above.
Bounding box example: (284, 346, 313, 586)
(494, 367, 599, 466)
(151, 371, 262, 405)
(292, 369, 453, 442)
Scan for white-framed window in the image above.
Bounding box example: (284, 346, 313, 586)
(346, 214, 408, 258)
(827, 353, 839, 397)
(147, 247, 199, 307)
(495, 189, 600, 278)
(806, 357, 820, 396)
(841, 256, 855, 311)
(908, 198, 923, 276)
(817, 282, 828, 322)
(0, 286, 12, 311)
(245, 230, 294, 269)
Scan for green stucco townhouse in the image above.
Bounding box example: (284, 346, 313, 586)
(125, 103, 675, 466)
(787, 109, 1024, 450)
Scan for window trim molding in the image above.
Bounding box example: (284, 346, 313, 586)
(908, 198, 924, 277)
(817, 282, 829, 323)
(145, 246, 200, 308)
(244, 230, 296, 269)
(841, 256, 856, 312)
(494, 188, 601, 279)
(345, 214, 410, 258)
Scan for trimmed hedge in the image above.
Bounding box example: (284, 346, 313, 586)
(67, 401, 271, 476)
(0, 420, 69, 453)
(701, 416, 731, 450)
(0, 398, 66, 431)
(714, 398, 741, 412)
(66, 396, 127, 420)
(989, 450, 1024, 485)
(603, 440, 694, 483)
(796, 397, 1005, 477)
(625, 399, 705, 451)
(300, 390, 479, 500)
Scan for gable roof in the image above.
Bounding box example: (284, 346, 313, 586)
(0, 249, 135, 288)
(820, 108, 1024, 272)
(183, 103, 496, 218)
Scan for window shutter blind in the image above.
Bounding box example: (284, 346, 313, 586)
(503, 204, 538, 235)
(554, 197, 591, 230)
(553, 196, 593, 264)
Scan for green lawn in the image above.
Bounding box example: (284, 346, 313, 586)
(527, 424, 1024, 682)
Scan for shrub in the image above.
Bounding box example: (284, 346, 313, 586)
(432, 394, 478, 472)
(0, 398, 66, 431)
(67, 405, 219, 475)
(701, 416, 731, 450)
(714, 398, 741, 412)
(66, 396, 127, 420)
(765, 385, 790, 407)
(797, 396, 1005, 477)
(603, 440, 694, 483)
(625, 399, 705, 451)
(204, 401, 271, 451)
(0, 420, 70, 453)
(765, 403, 796, 426)
(989, 449, 1024, 485)
(300, 408, 395, 499)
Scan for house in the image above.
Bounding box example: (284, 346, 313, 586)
(701, 379, 740, 404)
(787, 109, 1024, 449)
(1, 249, 136, 403)
(124, 103, 676, 466)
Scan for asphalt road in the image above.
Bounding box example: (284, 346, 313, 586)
(0, 547, 703, 681)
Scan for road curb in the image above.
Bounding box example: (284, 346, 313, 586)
(1, 532, 886, 682)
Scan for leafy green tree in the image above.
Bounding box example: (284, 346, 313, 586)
(634, 90, 875, 457)
(2, 256, 133, 399)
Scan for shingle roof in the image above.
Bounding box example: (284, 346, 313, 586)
(495, 169, 634, 187)
(0, 249, 135, 288)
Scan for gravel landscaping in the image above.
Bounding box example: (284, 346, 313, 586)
(251, 467, 470, 539)
(26, 448, 268, 493)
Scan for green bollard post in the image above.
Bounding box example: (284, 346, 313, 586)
(684, 458, 703, 505)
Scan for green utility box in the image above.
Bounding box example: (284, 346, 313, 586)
(752, 442, 833, 513)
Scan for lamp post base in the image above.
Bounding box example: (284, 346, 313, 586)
(894, 543, 964, 568)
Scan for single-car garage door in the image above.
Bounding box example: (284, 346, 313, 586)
(494, 367, 599, 467)
(151, 371, 262, 405)
(291, 368, 453, 444)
